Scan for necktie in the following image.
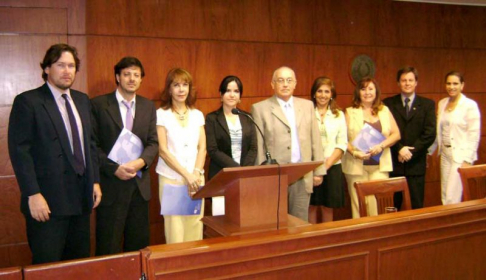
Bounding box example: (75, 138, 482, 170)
(62, 94, 85, 175)
(404, 97, 410, 117)
(122, 100, 134, 131)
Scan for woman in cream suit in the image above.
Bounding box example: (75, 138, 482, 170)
(342, 77, 401, 218)
(308, 77, 347, 223)
(429, 71, 480, 205)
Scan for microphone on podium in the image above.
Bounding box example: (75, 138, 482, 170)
(232, 108, 277, 165)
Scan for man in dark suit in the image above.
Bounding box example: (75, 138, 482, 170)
(383, 66, 436, 209)
(91, 57, 158, 255)
(8, 44, 101, 264)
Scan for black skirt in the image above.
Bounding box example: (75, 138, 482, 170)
(310, 163, 345, 208)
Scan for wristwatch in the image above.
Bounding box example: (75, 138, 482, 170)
(194, 168, 205, 175)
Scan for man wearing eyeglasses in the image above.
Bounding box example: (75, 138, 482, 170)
(251, 66, 325, 222)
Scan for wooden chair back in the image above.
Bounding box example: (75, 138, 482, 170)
(354, 177, 411, 217)
(458, 164, 486, 201)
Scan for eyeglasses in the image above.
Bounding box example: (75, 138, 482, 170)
(274, 78, 295, 85)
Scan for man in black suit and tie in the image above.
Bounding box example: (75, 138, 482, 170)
(383, 66, 436, 209)
(91, 57, 158, 255)
(8, 44, 102, 264)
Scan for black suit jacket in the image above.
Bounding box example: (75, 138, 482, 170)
(383, 94, 436, 176)
(8, 83, 99, 216)
(90, 92, 158, 205)
(205, 107, 257, 179)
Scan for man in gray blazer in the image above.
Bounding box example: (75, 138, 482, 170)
(251, 66, 325, 221)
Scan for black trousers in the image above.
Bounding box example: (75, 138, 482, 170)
(95, 185, 149, 256)
(25, 213, 90, 264)
(393, 174, 426, 210)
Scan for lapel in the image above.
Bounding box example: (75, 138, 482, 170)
(40, 84, 78, 170)
(239, 110, 251, 152)
(350, 106, 364, 126)
(393, 95, 408, 121)
(215, 107, 230, 137)
(293, 97, 303, 127)
(106, 92, 124, 130)
(132, 95, 145, 136)
(407, 95, 421, 120)
(270, 95, 290, 128)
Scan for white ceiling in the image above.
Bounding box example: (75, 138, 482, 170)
(394, 0, 486, 6)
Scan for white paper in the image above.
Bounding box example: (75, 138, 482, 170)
(212, 196, 225, 216)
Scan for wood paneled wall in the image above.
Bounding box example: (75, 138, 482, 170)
(1, 0, 485, 268)
(0, 0, 87, 268)
(84, 0, 486, 243)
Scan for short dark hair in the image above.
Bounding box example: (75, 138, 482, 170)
(114, 57, 145, 85)
(160, 68, 196, 109)
(40, 44, 80, 81)
(445, 71, 464, 83)
(219, 75, 243, 96)
(397, 66, 418, 82)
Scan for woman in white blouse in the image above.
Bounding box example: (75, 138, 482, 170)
(308, 77, 348, 223)
(429, 71, 480, 205)
(156, 68, 206, 244)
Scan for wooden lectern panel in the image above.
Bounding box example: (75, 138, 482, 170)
(194, 162, 322, 236)
(225, 175, 288, 228)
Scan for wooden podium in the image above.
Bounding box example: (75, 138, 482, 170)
(193, 161, 322, 236)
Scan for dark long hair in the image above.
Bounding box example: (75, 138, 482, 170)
(445, 71, 464, 83)
(219, 75, 243, 96)
(310, 76, 340, 117)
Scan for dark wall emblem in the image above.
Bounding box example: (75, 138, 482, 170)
(350, 55, 376, 84)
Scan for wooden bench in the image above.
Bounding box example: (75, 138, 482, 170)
(0, 267, 22, 280)
(23, 252, 141, 280)
(142, 199, 486, 279)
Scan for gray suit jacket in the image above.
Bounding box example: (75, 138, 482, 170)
(251, 95, 325, 193)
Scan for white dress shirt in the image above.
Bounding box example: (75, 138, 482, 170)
(115, 89, 136, 128)
(277, 96, 301, 163)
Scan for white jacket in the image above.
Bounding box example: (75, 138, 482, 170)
(428, 94, 480, 163)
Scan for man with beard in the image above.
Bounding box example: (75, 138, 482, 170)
(8, 44, 101, 264)
(91, 57, 158, 255)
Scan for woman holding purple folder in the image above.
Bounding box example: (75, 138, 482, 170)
(156, 68, 206, 244)
(342, 77, 400, 218)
